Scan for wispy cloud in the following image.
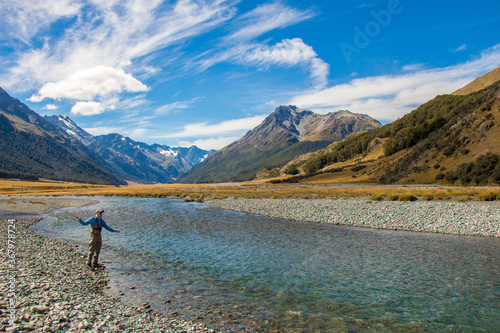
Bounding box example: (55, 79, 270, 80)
(402, 63, 425, 71)
(0, 0, 81, 44)
(224, 2, 316, 42)
(453, 43, 467, 53)
(163, 115, 266, 138)
(154, 97, 203, 115)
(289, 44, 500, 122)
(83, 125, 126, 137)
(1, 0, 239, 110)
(178, 136, 241, 150)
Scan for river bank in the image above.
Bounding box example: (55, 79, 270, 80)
(0, 198, 214, 332)
(206, 198, 500, 237)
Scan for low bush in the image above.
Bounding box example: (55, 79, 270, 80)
(399, 195, 418, 202)
(445, 153, 500, 185)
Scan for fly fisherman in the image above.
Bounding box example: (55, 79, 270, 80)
(74, 209, 120, 269)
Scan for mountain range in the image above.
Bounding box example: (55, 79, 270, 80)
(0, 87, 124, 185)
(270, 67, 500, 185)
(0, 88, 213, 184)
(178, 105, 381, 183)
(45, 115, 214, 184)
(2, 66, 498, 186)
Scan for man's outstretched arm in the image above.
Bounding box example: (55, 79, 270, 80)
(74, 215, 94, 226)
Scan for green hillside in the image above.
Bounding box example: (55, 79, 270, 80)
(291, 80, 500, 185)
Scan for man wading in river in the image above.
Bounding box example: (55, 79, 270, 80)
(74, 209, 120, 269)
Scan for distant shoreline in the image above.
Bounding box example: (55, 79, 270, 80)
(206, 198, 500, 238)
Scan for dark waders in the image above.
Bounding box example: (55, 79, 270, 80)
(88, 220, 103, 267)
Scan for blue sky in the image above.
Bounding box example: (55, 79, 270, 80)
(1, 0, 499, 150)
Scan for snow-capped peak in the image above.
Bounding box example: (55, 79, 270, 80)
(157, 148, 178, 157)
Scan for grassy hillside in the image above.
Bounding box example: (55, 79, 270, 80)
(279, 80, 500, 186)
(453, 66, 500, 95)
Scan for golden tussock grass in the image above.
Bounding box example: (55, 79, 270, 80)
(0, 178, 498, 202)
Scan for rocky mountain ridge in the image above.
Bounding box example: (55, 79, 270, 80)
(0, 88, 125, 185)
(178, 105, 381, 183)
(46, 115, 214, 184)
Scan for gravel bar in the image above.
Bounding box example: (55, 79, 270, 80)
(206, 198, 500, 238)
(1, 215, 215, 332)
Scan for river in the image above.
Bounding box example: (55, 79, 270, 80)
(30, 196, 500, 332)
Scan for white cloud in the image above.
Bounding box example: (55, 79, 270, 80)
(225, 3, 315, 42)
(0, 0, 81, 44)
(163, 115, 267, 138)
(44, 104, 58, 110)
(236, 38, 329, 88)
(290, 44, 500, 122)
(29, 66, 148, 102)
(244, 38, 317, 65)
(1, 0, 238, 91)
(71, 101, 104, 116)
(192, 3, 319, 79)
(310, 58, 330, 89)
(178, 136, 240, 150)
(453, 43, 467, 53)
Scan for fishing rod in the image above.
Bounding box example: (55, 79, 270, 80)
(40, 201, 81, 221)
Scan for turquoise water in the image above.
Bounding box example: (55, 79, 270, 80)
(31, 197, 500, 332)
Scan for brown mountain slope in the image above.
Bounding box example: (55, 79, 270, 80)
(178, 105, 380, 183)
(453, 66, 500, 95)
(273, 80, 500, 185)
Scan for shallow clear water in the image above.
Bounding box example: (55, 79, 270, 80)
(30, 197, 500, 332)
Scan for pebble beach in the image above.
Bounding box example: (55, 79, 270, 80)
(206, 198, 500, 238)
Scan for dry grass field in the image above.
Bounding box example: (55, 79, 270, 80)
(0, 178, 498, 202)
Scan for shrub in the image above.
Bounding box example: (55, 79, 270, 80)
(352, 165, 367, 172)
(399, 195, 418, 202)
(479, 193, 497, 201)
(284, 165, 300, 175)
(435, 173, 445, 180)
(445, 153, 500, 185)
